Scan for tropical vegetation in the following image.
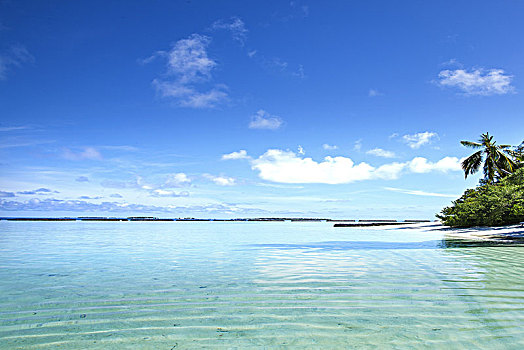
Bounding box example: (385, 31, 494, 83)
(437, 134, 524, 227)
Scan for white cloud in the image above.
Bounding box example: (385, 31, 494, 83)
(366, 148, 396, 158)
(408, 156, 462, 173)
(62, 147, 102, 161)
(297, 145, 305, 155)
(251, 149, 375, 184)
(368, 89, 383, 97)
(99, 145, 138, 152)
(385, 187, 458, 198)
(148, 34, 228, 108)
(354, 139, 362, 151)
(164, 173, 191, 187)
(75, 176, 89, 182)
(222, 150, 250, 160)
(152, 80, 228, 109)
(250, 149, 462, 184)
(402, 132, 438, 149)
(248, 110, 284, 130)
(0, 45, 33, 80)
(211, 17, 248, 45)
(322, 144, 338, 150)
(151, 189, 190, 197)
(166, 34, 215, 83)
(0, 125, 31, 132)
(204, 174, 236, 186)
(437, 68, 514, 96)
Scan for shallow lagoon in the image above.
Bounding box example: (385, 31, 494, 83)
(1, 221, 523, 349)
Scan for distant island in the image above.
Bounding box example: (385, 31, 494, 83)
(0, 217, 432, 226)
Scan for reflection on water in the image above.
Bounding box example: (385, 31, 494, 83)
(0, 222, 523, 349)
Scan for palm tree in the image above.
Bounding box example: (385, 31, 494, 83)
(460, 132, 516, 184)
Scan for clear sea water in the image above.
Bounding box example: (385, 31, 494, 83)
(0, 221, 523, 349)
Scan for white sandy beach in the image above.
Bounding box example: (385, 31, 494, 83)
(380, 222, 524, 242)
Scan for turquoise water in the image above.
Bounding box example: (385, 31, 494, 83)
(1, 221, 524, 349)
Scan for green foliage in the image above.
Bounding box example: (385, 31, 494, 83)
(437, 168, 524, 227)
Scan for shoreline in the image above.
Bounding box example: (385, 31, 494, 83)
(381, 222, 524, 243)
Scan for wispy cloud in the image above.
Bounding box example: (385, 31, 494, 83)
(249, 110, 283, 130)
(62, 147, 102, 160)
(211, 17, 248, 45)
(75, 176, 89, 182)
(436, 68, 515, 96)
(0, 44, 33, 80)
(0, 198, 275, 216)
(366, 148, 396, 158)
(354, 139, 362, 151)
(385, 187, 458, 198)
(0, 191, 15, 198)
(78, 195, 102, 200)
(151, 189, 190, 197)
(222, 150, 250, 160)
(17, 188, 58, 195)
(322, 144, 338, 150)
(402, 132, 438, 149)
(99, 145, 138, 152)
(368, 89, 383, 97)
(147, 34, 228, 108)
(0, 125, 31, 132)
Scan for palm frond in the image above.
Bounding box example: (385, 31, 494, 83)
(460, 140, 482, 149)
(461, 151, 482, 179)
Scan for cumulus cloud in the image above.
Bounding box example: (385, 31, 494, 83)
(0, 191, 15, 198)
(63, 147, 102, 160)
(211, 17, 248, 45)
(164, 173, 191, 187)
(385, 187, 458, 198)
(78, 195, 102, 200)
(75, 176, 89, 182)
(204, 174, 236, 186)
(250, 149, 461, 184)
(322, 144, 338, 150)
(222, 150, 250, 160)
(248, 110, 283, 130)
(437, 68, 514, 96)
(109, 193, 123, 198)
(148, 34, 228, 108)
(0, 44, 34, 80)
(408, 156, 462, 173)
(366, 148, 396, 158)
(251, 150, 375, 184)
(402, 132, 438, 149)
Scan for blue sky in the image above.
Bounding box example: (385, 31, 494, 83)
(1, 0, 523, 218)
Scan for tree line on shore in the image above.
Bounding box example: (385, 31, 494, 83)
(437, 133, 524, 227)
